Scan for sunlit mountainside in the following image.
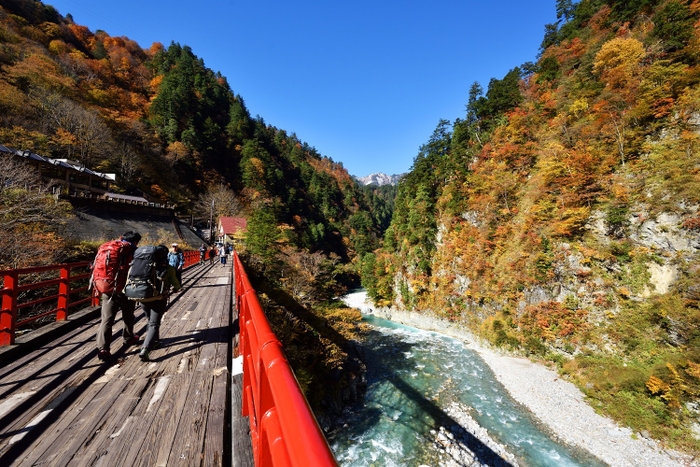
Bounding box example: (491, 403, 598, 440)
(0, 0, 393, 266)
(0, 0, 389, 424)
(361, 0, 700, 453)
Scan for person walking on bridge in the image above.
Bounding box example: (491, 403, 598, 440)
(199, 243, 207, 265)
(92, 231, 142, 361)
(219, 244, 227, 267)
(168, 243, 185, 287)
(135, 245, 180, 362)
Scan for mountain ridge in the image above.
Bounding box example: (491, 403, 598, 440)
(354, 172, 404, 186)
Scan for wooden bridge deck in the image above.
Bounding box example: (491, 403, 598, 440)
(0, 262, 253, 466)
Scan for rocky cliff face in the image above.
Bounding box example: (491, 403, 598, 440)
(421, 203, 700, 353)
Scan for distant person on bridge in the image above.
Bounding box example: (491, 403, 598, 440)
(199, 243, 207, 265)
(168, 243, 185, 287)
(219, 245, 227, 267)
(92, 231, 142, 361)
(208, 247, 216, 264)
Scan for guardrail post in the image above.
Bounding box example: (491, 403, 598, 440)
(57, 265, 69, 321)
(0, 270, 19, 346)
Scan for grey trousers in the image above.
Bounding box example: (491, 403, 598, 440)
(141, 299, 167, 351)
(96, 292, 136, 351)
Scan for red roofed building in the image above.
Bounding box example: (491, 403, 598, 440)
(218, 217, 247, 247)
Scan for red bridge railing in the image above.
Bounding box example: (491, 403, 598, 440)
(0, 261, 93, 346)
(183, 250, 201, 268)
(234, 252, 338, 467)
(0, 249, 204, 347)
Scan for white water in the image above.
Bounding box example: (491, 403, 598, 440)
(329, 291, 606, 467)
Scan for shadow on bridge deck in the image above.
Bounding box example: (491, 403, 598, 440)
(0, 262, 253, 466)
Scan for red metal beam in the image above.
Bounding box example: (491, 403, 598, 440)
(233, 252, 338, 467)
(0, 261, 93, 345)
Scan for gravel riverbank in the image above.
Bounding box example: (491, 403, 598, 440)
(345, 291, 698, 467)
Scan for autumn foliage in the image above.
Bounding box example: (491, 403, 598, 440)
(362, 0, 700, 452)
(0, 0, 382, 425)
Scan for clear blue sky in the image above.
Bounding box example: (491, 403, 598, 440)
(46, 1, 556, 177)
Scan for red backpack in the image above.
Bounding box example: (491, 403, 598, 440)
(90, 240, 132, 295)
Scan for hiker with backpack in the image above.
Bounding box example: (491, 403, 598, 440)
(92, 231, 142, 361)
(123, 244, 181, 362)
(168, 243, 185, 289)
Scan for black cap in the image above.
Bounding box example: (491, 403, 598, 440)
(121, 231, 142, 245)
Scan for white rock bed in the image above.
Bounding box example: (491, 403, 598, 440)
(344, 292, 698, 467)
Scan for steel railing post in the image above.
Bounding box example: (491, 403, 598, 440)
(0, 270, 18, 346)
(57, 265, 69, 321)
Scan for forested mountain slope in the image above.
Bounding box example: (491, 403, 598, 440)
(0, 0, 390, 265)
(0, 0, 387, 426)
(363, 0, 700, 453)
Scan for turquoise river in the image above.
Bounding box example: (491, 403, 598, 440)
(328, 291, 607, 467)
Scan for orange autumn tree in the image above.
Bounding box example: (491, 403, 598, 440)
(0, 155, 73, 269)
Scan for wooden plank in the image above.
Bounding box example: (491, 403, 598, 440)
(0, 320, 95, 379)
(23, 377, 140, 467)
(0, 352, 132, 464)
(0, 304, 147, 443)
(0, 264, 246, 467)
(203, 363, 229, 467)
(0, 308, 146, 458)
(202, 322, 231, 466)
(83, 291, 218, 467)
(0, 322, 97, 401)
(128, 372, 192, 467)
(231, 371, 254, 467)
(0, 304, 140, 381)
(80, 372, 177, 467)
(0, 335, 103, 457)
(67, 278, 217, 465)
(166, 343, 220, 465)
(0, 300, 154, 462)
(153, 280, 229, 466)
(172, 271, 230, 464)
(121, 272, 227, 467)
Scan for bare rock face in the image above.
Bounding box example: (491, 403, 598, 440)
(629, 212, 700, 254)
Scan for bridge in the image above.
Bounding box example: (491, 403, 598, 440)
(0, 252, 338, 466)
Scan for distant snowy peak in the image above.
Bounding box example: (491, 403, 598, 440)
(356, 172, 404, 186)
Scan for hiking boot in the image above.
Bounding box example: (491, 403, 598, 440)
(97, 349, 111, 361)
(123, 334, 140, 347)
(139, 348, 150, 362)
